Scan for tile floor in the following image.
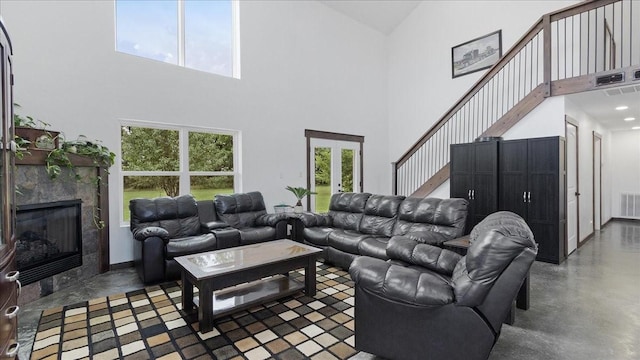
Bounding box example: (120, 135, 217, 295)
(18, 220, 640, 359)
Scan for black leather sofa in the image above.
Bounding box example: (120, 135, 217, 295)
(349, 211, 538, 360)
(291, 192, 468, 269)
(130, 192, 287, 284)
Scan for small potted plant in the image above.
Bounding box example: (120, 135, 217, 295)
(286, 186, 317, 213)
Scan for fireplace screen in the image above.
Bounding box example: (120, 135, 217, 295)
(16, 199, 82, 285)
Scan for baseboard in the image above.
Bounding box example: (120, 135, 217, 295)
(610, 217, 640, 224)
(578, 231, 595, 248)
(110, 261, 135, 270)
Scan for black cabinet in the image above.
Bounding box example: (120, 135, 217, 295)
(499, 137, 566, 264)
(450, 141, 498, 233)
(451, 137, 566, 264)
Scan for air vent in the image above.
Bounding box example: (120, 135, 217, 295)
(603, 84, 640, 96)
(620, 193, 640, 218)
(634, 69, 640, 80)
(596, 72, 624, 86)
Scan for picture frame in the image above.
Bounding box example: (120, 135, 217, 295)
(451, 30, 502, 78)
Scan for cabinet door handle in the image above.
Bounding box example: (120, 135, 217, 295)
(468, 190, 471, 199)
(523, 191, 527, 202)
(472, 190, 475, 199)
(5, 343, 19, 358)
(5, 305, 19, 319)
(527, 191, 531, 203)
(5, 271, 19, 282)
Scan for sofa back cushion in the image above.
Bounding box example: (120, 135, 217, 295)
(359, 195, 405, 236)
(215, 191, 267, 228)
(452, 211, 537, 306)
(392, 197, 468, 239)
(130, 194, 200, 238)
(327, 192, 371, 231)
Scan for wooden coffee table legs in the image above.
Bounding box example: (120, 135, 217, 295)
(182, 272, 215, 333)
(305, 257, 317, 296)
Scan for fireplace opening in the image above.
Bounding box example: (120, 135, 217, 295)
(16, 199, 82, 285)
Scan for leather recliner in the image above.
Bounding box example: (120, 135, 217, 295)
(349, 211, 538, 360)
(214, 191, 288, 245)
(130, 194, 229, 284)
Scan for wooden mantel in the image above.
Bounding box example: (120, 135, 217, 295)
(16, 150, 111, 273)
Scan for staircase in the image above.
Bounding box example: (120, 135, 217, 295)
(393, 0, 640, 197)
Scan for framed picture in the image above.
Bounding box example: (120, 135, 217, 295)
(452, 30, 502, 78)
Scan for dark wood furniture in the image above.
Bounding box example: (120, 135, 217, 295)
(450, 137, 566, 264)
(176, 239, 322, 333)
(499, 137, 566, 264)
(450, 141, 499, 233)
(0, 18, 19, 359)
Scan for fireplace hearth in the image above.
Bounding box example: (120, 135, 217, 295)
(16, 199, 82, 285)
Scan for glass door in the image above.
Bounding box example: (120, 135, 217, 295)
(310, 139, 360, 213)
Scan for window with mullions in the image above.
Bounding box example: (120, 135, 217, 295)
(120, 124, 238, 222)
(115, 0, 239, 78)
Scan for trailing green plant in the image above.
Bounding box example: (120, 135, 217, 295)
(285, 186, 317, 206)
(13, 103, 51, 129)
(45, 136, 115, 180)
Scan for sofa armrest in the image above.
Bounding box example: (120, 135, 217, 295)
(387, 236, 462, 276)
(401, 231, 450, 246)
(201, 220, 231, 232)
(350, 256, 455, 306)
(255, 213, 286, 227)
(292, 212, 332, 227)
(132, 226, 170, 242)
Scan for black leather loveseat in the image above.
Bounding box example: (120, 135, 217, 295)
(349, 211, 538, 360)
(291, 192, 468, 269)
(130, 192, 287, 284)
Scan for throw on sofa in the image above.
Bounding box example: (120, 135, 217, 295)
(292, 192, 468, 269)
(349, 211, 538, 360)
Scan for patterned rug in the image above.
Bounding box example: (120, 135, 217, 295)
(30, 263, 357, 360)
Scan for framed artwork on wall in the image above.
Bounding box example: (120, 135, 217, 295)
(451, 30, 502, 78)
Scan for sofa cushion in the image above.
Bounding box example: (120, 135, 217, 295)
(393, 197, 468, 239)
(304, 227, 334, 246)
(239, 226, 276, 245)
(165, 233, 217, 259)
(130, 194, 201, 238)
(215, 192, 268, 228)
(359, 195, 405, 236)
(327, 192, 371, 230)
(328, 229, 371, 254)
(358, 237, 391, 260)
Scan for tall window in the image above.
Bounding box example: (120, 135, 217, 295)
(120, 122, 239, 222)
(115, 0, 240, 78)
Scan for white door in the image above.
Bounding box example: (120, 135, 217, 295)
(594, 134, 602, 230)
(566, 122, 579, 254)
(310, 139, 360, 213)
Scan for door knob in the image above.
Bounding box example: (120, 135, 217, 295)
(575, 192, 581, 196)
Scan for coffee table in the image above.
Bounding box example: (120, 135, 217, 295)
(175, 239, 322, 333)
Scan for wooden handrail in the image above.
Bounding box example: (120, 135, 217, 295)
(395, 0, 614, 168)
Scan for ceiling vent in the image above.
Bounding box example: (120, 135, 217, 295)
(603, 84, 640, 96)
(596, 72, 624, 86)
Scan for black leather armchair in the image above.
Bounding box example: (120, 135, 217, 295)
(130, 194, 234, 284)
(214, 191, 287, 245)
(349, 211, 538, 360)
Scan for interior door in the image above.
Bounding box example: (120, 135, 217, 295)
(310, 139, 360, 213)
(566, 121, 579, 254)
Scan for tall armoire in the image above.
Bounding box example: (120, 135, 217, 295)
(0, 18, 19, 359)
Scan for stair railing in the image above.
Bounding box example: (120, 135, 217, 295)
(393, 0, 638, 197)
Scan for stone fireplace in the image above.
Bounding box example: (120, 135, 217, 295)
(16, 154, 109, 305)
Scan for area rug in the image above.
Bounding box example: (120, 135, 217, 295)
(30, 263, 357, 360)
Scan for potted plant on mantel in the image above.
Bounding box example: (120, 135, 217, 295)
(285, 186, 317, 213)
(13, 103, 59, 152)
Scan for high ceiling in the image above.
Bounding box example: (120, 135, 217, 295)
(319, 0, 421, 35)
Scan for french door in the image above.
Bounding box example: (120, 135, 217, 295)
(309, 138, 361, 213)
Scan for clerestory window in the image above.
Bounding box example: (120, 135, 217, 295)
(115, 0, 240, 78)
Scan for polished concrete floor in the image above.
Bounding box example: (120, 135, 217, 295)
(17, 220, 640, 359)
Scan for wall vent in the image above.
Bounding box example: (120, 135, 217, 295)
(620, 193, 640, 218)
(603, 84, 640, 96)
(635, 69, 640, 80)
(596, 72, 624, 86)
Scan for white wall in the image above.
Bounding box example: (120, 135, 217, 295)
(387, 0, 578, 163)
(609, 130, 640, 220)
(565, 98, 613, 240)
(0, 1, 389, 264)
